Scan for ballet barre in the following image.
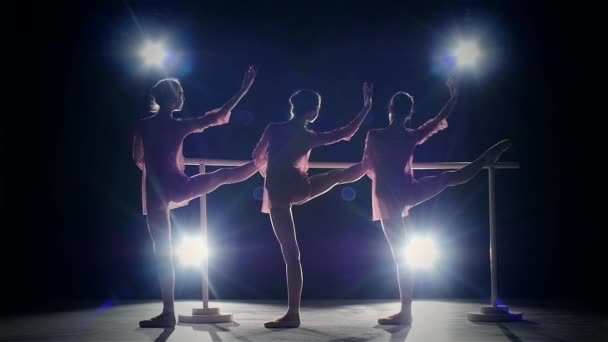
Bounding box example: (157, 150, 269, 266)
(181, 158, 521, 323)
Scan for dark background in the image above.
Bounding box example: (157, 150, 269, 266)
(3, 1, 605, 314)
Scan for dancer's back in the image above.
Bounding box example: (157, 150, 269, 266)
(364, 117, 448, 221)
(365, 127, 418, 184)
(265, 121, 315, 177)
(136, 115, 188, 182)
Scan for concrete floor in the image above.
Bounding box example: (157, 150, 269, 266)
(1, 300, 606, 341)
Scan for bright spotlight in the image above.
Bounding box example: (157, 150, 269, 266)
(176, 236, 209, 267)
(453, 40, 481, 67)
(140, 41, 167, 67)
(404, 236, 439, 270)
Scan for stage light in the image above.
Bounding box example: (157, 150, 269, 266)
(453, 40, 481, 68)
(176, 236, 209, 267)
(140, 40, 168, 67)
(404, 236, 439, 270)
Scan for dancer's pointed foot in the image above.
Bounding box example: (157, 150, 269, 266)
(482, 139, 512, 164)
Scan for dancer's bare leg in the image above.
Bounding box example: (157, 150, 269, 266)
(265, 206, 302, 329)
(300, 162, 366, 203)
(408, 139, 511, 207)
(378, 216, 414, 325)
(139, 207, 177, 328)
(177, 162, 259, 201)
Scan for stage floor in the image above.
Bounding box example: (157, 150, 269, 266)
(1, 300, 605, 341)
